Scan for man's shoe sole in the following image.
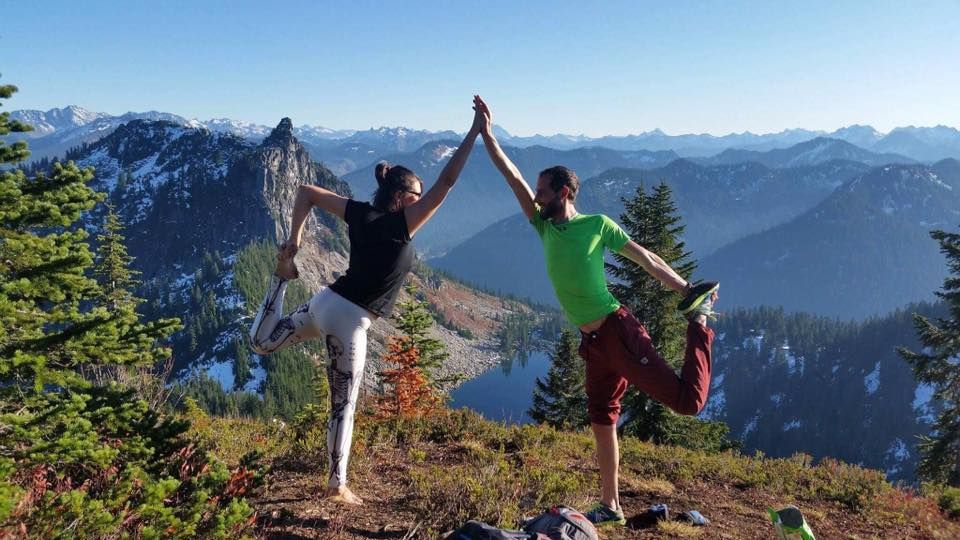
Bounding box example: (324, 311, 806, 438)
(679, 283, 719, 314)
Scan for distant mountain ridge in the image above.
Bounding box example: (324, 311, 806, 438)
(8, 105, 110, 135)
(9, 105, 960, 166)
(699, 159, 960, 318)
(434, 158, 959, 320)
(695, 137, 915, 168)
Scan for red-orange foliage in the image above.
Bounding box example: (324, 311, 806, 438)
(378, 336, 439, 418)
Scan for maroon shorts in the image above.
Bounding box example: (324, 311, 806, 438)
(578, 306, 714, 425)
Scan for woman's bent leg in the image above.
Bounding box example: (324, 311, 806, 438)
(248, 275, 322, 354)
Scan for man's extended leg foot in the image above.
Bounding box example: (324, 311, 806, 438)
(678, 281, 719, 318)
(681, 282, 719, 324)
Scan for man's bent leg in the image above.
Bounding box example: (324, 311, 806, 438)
(611, 308, 715, 416)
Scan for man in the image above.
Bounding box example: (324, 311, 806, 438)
(474, 96, 719, 526)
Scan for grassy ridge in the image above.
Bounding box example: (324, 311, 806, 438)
(188, 404, 960, 539)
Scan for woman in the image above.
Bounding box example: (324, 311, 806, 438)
(249, 98, 484, 505)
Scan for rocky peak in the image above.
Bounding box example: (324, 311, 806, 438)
(262, 118, 295, 148)
(250, 118, 349, 243)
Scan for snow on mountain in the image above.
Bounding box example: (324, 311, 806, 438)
(73, 120, 254, 222)
(864, 362, 881, 395)
(198, 118, 355, 142)
(200, 118, 274, 139)
(708, 302, 946, 484)
(9, 105, 109, 136)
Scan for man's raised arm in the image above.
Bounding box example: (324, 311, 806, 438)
(475, 96, 537, 221)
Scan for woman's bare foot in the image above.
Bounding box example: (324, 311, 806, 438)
(275, 244, 299, 280)
(323, 485, 363, 505)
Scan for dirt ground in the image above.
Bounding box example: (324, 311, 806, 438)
(253, 446, 949, 540)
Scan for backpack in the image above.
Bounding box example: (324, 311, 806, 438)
(445, 521, 530, 540)
(523, 506, 599, 540)
(445, 506, 598, 540)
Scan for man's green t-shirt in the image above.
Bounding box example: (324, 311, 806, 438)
(530, 210, 630, 326)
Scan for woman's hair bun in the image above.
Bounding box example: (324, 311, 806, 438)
(375, 162, 391, 186)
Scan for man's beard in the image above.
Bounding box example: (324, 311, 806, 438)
(539, 196, 564, 220)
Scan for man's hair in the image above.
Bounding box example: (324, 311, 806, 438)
(539, 165, 579, 201)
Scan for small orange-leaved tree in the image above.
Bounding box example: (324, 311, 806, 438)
(378, 336, 439, 418)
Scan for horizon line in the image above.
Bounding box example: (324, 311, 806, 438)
(12, 103, 960, 140)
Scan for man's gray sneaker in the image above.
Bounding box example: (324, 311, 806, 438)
(584, 502, 626, 526)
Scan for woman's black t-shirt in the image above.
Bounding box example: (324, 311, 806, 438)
(329, 200, 414, 317)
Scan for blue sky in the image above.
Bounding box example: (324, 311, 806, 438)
(3, 0, 959, 136)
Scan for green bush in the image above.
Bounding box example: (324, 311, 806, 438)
(932, 484, 960, 518)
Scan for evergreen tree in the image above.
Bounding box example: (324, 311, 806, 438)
(900, 227, 960, 485)
(393, 284, 452, 389)
(608, 182, 694, 362)
(0, 79, 256, 536)
(605, 182, 733, 451)
(94, 203, 141, 310)
(85, 202, 181, 390)
(0, 77, 31, 163)
(529, 329, 588, 429)
(233, 338, 253, 390)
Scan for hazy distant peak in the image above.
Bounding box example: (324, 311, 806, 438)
(9, 105, 109, 135)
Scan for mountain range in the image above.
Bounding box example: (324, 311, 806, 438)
(700, 159, 960, 318)
(10, 105, 959, 483)
(58, 118, 537, 417)
(14, 105, 958, 320)
(10, 105, 960, 168)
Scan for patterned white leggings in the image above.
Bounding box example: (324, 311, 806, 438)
(249, 276, 372, 488)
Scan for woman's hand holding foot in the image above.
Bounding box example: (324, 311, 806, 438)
(275, 241, 300, 280)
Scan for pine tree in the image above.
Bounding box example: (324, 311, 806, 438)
(94, 203, 141, 310)
(0, 78, 256, 536)
(608, 182, 694, 362)
(605, 182, 733, 451)
(529, 329, 588, 429)
(900, 227, 960, 485)
(0, 77, 31, 163)
(85, 203, 180, 391)
(233, 338, 253, 390)
(393, 284, 451, 389)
